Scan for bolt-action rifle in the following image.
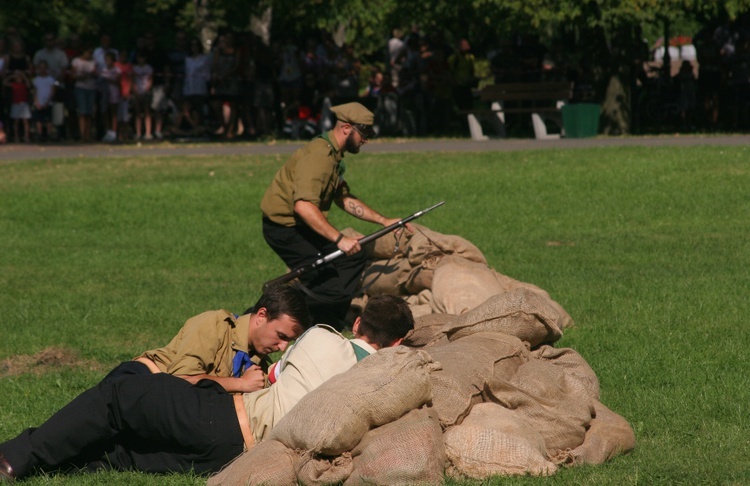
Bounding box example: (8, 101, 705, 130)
(262, 201, 445, 291)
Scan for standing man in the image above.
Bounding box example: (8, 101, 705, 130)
(260, 102, 408, 329)
(448, 38, 477, 112)
(32, 33, 69, 81)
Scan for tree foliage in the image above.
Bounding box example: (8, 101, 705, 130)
(2, 0, 748, 54)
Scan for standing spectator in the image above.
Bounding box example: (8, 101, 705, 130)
(93, 34, 118, 73)
(33, 33, 68, 138)
(132, 51, 154, 140)
(237, 32, 257, 139)
(333, 44, 360, 100)
(4, 26, 24, 49)
(114, 50, 133, 141)
(167, 31, 189, 117)
(33, 33, 69, 81)
(71, 47, 97, 142)
(99, 52, 121, 142)
(31, 60, 57, 141)
(211, 32, 241, 138)
(61, 34, 84, 140)
(362, 68, 382, 98)
(143, 32, 169, 139)
(448, 38, 477, 111)
(387, 28, 405, 87)
(62, 33, 83, 63)
(93, 34, 118, 139)
(253, 37, 276, 137)
(4, 70, 32, 143)
(7, 40, 32, 77)
(277, 38, 304, 108)
(181, 38, 211, 134)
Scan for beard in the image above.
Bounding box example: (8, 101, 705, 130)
(344, 131, 361, 154)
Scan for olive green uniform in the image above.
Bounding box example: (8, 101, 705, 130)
(260, 131, 365, 329)
(137, 310, 265, 376)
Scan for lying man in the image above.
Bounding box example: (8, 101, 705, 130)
(121, 285, 311, 392)
(0, 285, 312, 482)
(244, 293, 415, 441)
(0, 294, 414, 481)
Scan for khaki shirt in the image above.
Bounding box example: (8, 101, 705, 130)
(242, 325, 375, 442)
(136, 311, 260, 376)
(260, 132, 350, 226)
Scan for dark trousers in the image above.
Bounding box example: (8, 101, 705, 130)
(0, 373, 244, 478)
(262, 218, 367, 329)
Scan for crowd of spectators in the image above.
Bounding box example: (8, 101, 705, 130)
(2, 16, 750, 144)
(0, 27, 486, 144)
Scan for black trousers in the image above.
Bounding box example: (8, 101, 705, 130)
(0, 373, 244, 478)
(262, 217, 367, 329)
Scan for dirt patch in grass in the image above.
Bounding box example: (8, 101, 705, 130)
(0, 347, 105, 378)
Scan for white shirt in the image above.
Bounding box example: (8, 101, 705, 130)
(33, 75, 56, 106)
(72, 57, 97, 90)
(132, 64, 153, 94)
(243, 325, 376, 442)
(33, 48, 69, 80)
(183, 54, 211, 96)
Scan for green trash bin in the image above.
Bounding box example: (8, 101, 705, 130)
(562, 103, 600, 138)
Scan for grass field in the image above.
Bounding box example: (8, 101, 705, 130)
(1, 143, 749, 485)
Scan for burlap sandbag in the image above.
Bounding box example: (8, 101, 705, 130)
(566, 400, 636, 465)
(429, 257, 572, 329)
(406, 303, 433, 319)
(402, 312, 454, 348)
(405, 223, 487, 266)
(426, 332, 528, 428)
(344, 407, 446, 486)
(485, 358, 594, 457)
(444, 402, 557, 478)
(443, 288, 564, 348)
(530, 345, 600, 401)
(295, 452, 353, 486)
(429, 256, 504, 315)
(399, 254, 443, 294)
(269, 346, 437, 456)
(493, 271, 575, 329)
(361, 257, 411, 296)
(207, 439, 299, 486)
(344, 226, 413, 260)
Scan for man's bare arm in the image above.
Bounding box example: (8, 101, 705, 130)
(176, 365, 266, 393)
(294, 199, 362, 254)
(337, 195, 414, 233)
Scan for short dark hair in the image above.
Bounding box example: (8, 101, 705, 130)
(357, 295, 414, 348)
(249, 286, 312, 331)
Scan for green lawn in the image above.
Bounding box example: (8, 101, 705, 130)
(1, 144, 749, 485)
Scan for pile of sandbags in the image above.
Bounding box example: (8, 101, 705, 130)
(350, 224, 574, 328)
(209, 290, 635, 485)
(398, 289, 635, 479)
(210, 227, 635, 484)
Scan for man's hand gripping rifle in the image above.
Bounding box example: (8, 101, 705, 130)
(262, 201, 445, 292)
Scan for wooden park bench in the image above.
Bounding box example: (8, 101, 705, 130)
(463, 82, 573, 141)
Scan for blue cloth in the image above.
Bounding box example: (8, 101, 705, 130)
(232, 350, 252, 378)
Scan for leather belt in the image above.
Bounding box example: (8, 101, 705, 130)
(233, 394, 256, 451)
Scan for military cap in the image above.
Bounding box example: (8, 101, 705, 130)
(331, 102, 377, 138)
